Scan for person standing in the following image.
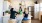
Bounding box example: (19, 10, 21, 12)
(16, 6, 23, 23)
(10, 8, 18, 19)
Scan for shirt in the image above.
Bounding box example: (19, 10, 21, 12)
(23, 12, 28, 18)
(19, 9, 23, 15)
(10, 11, 18, 19)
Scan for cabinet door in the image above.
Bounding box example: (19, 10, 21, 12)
(34, 4, 39, 19)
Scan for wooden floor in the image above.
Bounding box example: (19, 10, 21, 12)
(31, 19, 41, 23)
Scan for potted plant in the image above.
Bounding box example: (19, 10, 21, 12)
(5, 10, 10, 14)
(5, 10, 10, 16)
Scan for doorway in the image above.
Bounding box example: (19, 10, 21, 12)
(31, 6, 34, 19)
(28, 6, 34, 19)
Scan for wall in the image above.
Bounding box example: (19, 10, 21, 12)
(10, 0, 21, 11)
(39, 3, 42, 21)
(39, 12, 42, 21)
(37, 0, 42, 3)
(3, 1, 10, 12)
(8, 0, 34, 12)
(25, 1, 34, 8)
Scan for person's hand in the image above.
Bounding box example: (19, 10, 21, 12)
(22, 14, 25, 17)
(16, 14, 19, 18)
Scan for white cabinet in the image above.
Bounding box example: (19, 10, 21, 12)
(3, 17, 9, 23)
(34, 4, 39, 19)
(3, 14, 10, 23)
(0, 0, 4, 23)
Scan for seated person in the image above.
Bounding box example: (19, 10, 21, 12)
(23, 8, 29, 21)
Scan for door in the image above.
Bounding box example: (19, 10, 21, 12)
(31, 6, 34, 19)
(28, 6, 34, 19)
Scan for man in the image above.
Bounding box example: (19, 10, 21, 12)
(10, 8, 18, 19)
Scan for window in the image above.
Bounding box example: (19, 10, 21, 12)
(40, 3, 42, 11)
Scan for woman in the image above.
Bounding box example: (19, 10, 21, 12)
(22, 8, 32, 23)
(23, 8, 29, 21)
(19, 6, 23, 15)
(16, 6, 23, 23)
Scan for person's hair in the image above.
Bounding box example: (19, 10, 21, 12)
(19, 6, 22, 11)
(27, 8, 29, 11)
(27, 8, 29, 14)
(24, 8, 29, 14)
(24, 8, 27, 12)
(10, 8, 14, 11)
